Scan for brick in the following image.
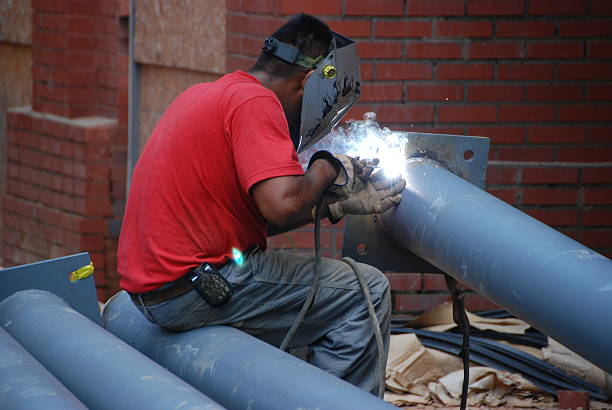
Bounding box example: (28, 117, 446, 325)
(360, 63, 374, 80)
(496, 21, 555, 38)
(560, 20, 612, 37)
(469, 126, 525, 144)
(527, 85, 584, 102)
(588, 40, 612, 59)
(375, 21, 432, 38)
(488, 188, 519, 204)
(584, 189, 612, 205)
(67, 16, 98, 34)
(498, 64, 553, 80)
(525, 208, 578, 226)
(387, 273, 422, 291)
(589, 127, 612, 143)
(485, 166, 520, 185)
(494, 147, 555, 161)
(592, 0, 612, 15)
(279, 0, 342, 15)
(227, 15, 285, 36)
(469, 41, 523, 59)
(559, 105, 612, 122)
(437, 21, 492, 38)
(376, 105, 434, 123)
(33, 31, 65, 50)
(438, 105, 497, 123)
(227, 0, 277, 13)
(408, 0, 464, 16)
(394, 294, 450, 312)
(406, 42, 462, 59)
(528, 126, 586, 144)
(438, 63, 494, 80)
(468, 0, 524, 15)
(465, 294, 499, 311)
(589, 85, 612, 102)
(529, 0, 586, 15)
(527, 41, 584, 59)
(468, 85, 523, 102)
(409, 126, 465, 134)
(499, 105, 555, 122)
(35, 14, 69, 32)
(357, 41, 402, 59)
(408, 84, 463, 102)
(423, 273, 448, 290)
(346, 0, 403, 16)
(558, 147, 612, 162)
(523, 189, 577, 205)
(345, 104, 375, 121)
(377, 63, 433, 80)
(581, 230, 612, 248)
(557, 63, 612, 80)
(326, 20, 372, 38)
(361, 83, 403, 102)
(583, 209, 612, 226)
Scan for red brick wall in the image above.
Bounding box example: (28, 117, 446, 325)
(3, 0, 128, 300)
(228, 0, 612, 315)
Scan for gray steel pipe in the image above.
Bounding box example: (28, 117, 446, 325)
(0, 326, 87, 409)
(102, 291, 396, 410)
(0, 289, 225, 410)
(380, 158, 612, 374)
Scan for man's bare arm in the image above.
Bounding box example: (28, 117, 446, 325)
(251, 159, 337, 233)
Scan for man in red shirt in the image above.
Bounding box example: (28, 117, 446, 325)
(118, 14, 404, 395)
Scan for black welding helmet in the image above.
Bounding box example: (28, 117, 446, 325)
(262, 32, 361, 153)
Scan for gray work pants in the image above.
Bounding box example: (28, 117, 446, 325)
(134, 247, 391, 395)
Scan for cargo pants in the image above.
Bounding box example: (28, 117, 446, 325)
(133, 247, 391, 395)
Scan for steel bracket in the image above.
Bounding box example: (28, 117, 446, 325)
(342, 132, 490, 272)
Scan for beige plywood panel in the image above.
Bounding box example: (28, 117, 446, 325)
(0, 0, 32, 45)
(0, 43, 32, 107)
(138, 64, 220, 150)
(135, 0, 226, 74)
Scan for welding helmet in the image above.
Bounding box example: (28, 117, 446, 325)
(262, 32, 361, 153)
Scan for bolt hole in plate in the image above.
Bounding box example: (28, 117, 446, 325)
(464, 150, 474, 161)
(356, 243, 368, 255)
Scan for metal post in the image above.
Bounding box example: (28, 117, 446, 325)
(379, 158, 612, 374)
(0, 327, 87, 409)
(102, 291, 397, 410)
(0, 289, 225, 410)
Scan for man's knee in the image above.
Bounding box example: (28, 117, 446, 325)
(356, 262, 389, 295)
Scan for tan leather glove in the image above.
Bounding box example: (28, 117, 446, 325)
(328, 154, 378, 197)
(328, 172, 406, 223)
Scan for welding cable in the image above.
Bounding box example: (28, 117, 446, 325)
(341, 256, 386, 399)
(279, 201, 387, 399)
(279, 200, 323, 352)
(445, 274, 470, 410)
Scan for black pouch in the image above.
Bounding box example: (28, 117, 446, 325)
(190, 264, 232, 307)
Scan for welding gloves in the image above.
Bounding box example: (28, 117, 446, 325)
(308, 151, 378, 198)
(308, 150, 404, 222)
(327, 172, 406, 223)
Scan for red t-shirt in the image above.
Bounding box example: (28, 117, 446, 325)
(118, 71, 305, 293)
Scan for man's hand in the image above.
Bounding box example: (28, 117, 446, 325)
(307, 150, 378, 198)
(328, 172, 406, 222)
(327, 154, 378, 197)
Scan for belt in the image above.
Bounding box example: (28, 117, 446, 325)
(129, 273, 195, 306)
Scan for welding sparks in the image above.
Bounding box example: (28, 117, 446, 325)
(300, 112, 407, 179)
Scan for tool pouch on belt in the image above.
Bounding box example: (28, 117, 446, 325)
(190, 264, 232, 307)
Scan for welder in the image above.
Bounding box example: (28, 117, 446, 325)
(117, 13, 405, 395)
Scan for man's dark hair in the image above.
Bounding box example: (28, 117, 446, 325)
(250, 14, 332, 79)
